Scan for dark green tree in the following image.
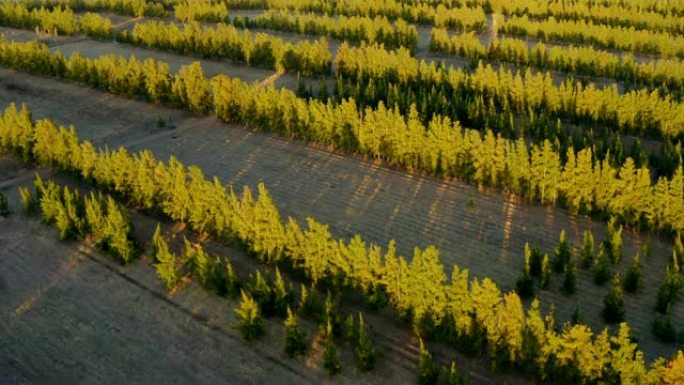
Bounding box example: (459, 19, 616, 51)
(355, 313, 376, 371)
(540, 253, 551, 290)
(0, 190, 10, 216)
(439, 361, 466, 385)
(235, 290, 265, 341)
(656, 256, 683, 314)
(593, 244, 611, 285)
(653, 313, 678, 343)
(417, 339, 439, 385)
(579, 230, 594, 269)
(560, 257, 576, 295)
(224, 259, 241, 297)
(515, 249, 535, 299)
(322, 322, 341, 375)
(623, 253, 642, 294)
(603, 274, 625, 323)
(284, 307, 307, 358)
(553, 229, 572, 272)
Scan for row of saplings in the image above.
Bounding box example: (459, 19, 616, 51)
(515, 220, 684, 343)
(13, 179, 467, 384)
(151, 225, 467, 384)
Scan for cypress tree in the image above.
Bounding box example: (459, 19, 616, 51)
(656, 255, 683, 314)
(603, 273, 625, 323)
(249, 270, 274, 317)
(322, 321, 341, 375)
(593, 244, 611, 285)
(553, 230, 572, 272)
(224, 259, 241, 298)
(623, 253, 642, 294)
(540, 253, 551, 290)
(417, 339, 439, 385)
(18, 186, 34, 215)
(579, 230, 594, 269)
(235, 290, 265, 341)
(653, 313, 678, 343)
(0, 191, 9, 216)
(605, 218, 623, 266)
(570, 305, 581, 325)
(560, 257, 576, 295)
(355, 313, 376, 371)
(515, 249, 535, 299)
(284, 307, 307, 358)
(272, 268, 293, 318)
(153, 230, 178, 291)
(439, 361, 466, 385)
(527, 243, 542, 277)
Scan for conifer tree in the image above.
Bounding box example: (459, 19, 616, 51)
(355, 313, 376, 371)
(299, 284, 325, 321)
(553, 230, 572, 273)
(527, 243, 542, 277)
(540, 254, 551, 290)
(579, 230, 594, 269)
(560, 257, 576, 295)
(284, 307, 307, 358)
(515, 250, 535, 299)
(570, 305, 581, 325)
(249, 270, 274, 317)
(235, 290, 265, 341)
(154, 230, 178, 291)
(439, 361, 466, 385)
(603, 273, 625, 323)
(593, 244, 611, 285)
(656, 256, 683, 314)
(322, 321, 341, 375)
(224, 259, 241, 298)
(0, 190, 10, 216)
(653, 313, 678, 343)
(623, 253, 642, 294)
(417, 339, 439, 385)
(272, 268, 293, 317)
(18, 186, 34, 215)
(605, 218, 623, 266)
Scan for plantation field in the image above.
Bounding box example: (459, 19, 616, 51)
(2, 1, 684, 384)
(0, 67, 679, 361)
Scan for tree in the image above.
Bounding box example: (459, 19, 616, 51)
(417, 339, 439, 385)
(663, 351, 684, 385)
(284, 307, 307, 358)
(593, 244, 611, 285)
(235, 290, 265, 341)
(272, 268, 293, 317)
(553, 230, 572, 272)
(656, 256, 682, 314)
(579, 230, 594, 269)
(439, 361, 466, 385)
(153, 229, 178, 291)
(322, 322, 341, 375)
(653, 313, 678, 343)
(355, 313, 376, 371)
(605, 218, 623, 266)
(515, 249, 535, 299)
(623, 253, 642, 293)
(0, 190, 9, 216)
(18, 186, 34, 214)
(224, 259, 241, 298)
(560, 258, 576, 295)
(540, 253, 551, 290)
(603, 273, 625, 323)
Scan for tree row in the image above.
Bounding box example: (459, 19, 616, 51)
(173, 0, 230, 23)
(430, 28, 684, 95)
(240, 10, 419, 51)
(0, 2, 112, 38)
(1, 102, 681, 384)
(500, 15, 684, 58)
(1, 38, 683, 235)
(22, 0, 168, 17)
(489, 0, 684, 35)
(224, 0, 487, 31)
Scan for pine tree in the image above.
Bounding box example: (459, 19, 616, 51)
(235, 290, 265, 341)
(0, 190, 9, 216)
(439, 361, 466, 385)
(249, 270, 274, 317)
(605, 218, 623, 266)
(299, 284, 325, 321)
(656, 256, 683, 314)
(579, 230, 594, 269)
(527, 243, 542, 277)
(593, 244, 611, 285)
(355, 313, 376, 371)
(322, 321, 341, 375)
(553, 230, 572, 272)
(540, 253, 551, 290)
(417, 339, 439, 385)
(623, 253, 642, 294)
(272, 268, 293, 317)
(18, 186, 34, 215)
(603, 273, 625, 323)
(653, 313, 678, 343)
(515, 249, 535, 299)
(224, 259, 241, 298)
(284, 307, 307, 358)
(570, 305, 581, 325)
(560, 257, 576, 295)
(154, 230, 178, 291)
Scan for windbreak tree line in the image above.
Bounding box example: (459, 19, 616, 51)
(242, 10, 419, 51)
(500, 15, 684, 58)
(488, 0, 684, 34)
(430, 28, 684, 95)
(21, 0, 168, 17)
(0, 2, 112, 38)
(173, 0, 230, 23)
(225, 0, 487, 30)
(2, 102, 682, 384)
(120, 20, 332, 76)
(1, 39, 683, 236)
